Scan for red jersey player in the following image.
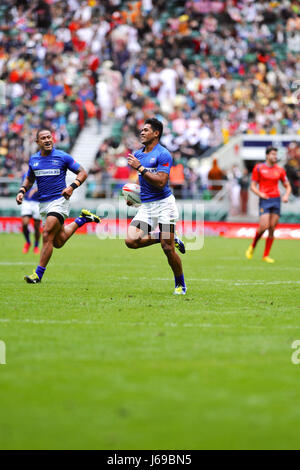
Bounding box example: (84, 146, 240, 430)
(245, 146, 291, 263)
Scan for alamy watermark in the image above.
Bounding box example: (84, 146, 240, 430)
(291, 340, 300, 365)
(93, 199, 205, 251)
(0, 340, 6, 364)
(292, 80, 300, 103)
(0, 80, 6, 106)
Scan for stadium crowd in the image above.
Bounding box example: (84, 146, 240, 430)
(0, 0, 299, 200)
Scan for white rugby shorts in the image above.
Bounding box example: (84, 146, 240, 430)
(132, 194, 179, 231)
(39, 197, 70, 225)
(21, 200, 41, 220)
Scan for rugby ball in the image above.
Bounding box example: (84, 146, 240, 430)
(122, 183, 141, 207)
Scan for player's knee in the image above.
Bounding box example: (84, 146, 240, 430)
(161, 242, 173, 257)
(42, 230, 50, 242)
(53, 239, 63, 249)
(125, 238, 138, 249)
(42, 229, 54, 243)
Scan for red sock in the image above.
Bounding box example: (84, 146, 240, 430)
(252, 230, 263, 248)
(263, 237, 274, 257)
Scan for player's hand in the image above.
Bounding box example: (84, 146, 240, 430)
(282, 194, 289, 203)
(61, 186, 73, 200)
(126, 200, 133, 206)
(260, 192, 269, 200)
(16, 192, 23, 205)
(127, 153, 140, 170)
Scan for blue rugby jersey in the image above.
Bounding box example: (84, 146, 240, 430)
(134, 143, 173, 202)
(26, 148, 80, 203)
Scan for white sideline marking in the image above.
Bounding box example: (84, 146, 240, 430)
(0, 262, 36, 266)
(120, 276, 300, 286)
(0, 318, 300, 330)
(0, 265, 298, 287)
(234, 280, 300, 286)
(220, 266, 300, 271)
(0, 262, 99, 266)
(1, 262, 300, 271)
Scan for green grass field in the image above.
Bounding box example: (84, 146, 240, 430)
(0, 233, 300, 450)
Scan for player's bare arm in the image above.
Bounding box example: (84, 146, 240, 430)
(250, 181, 269, 199)
(61, 165, 87, 200)
(282, 180, 291, 203)
(16, 174, 35, 205)
(127, 154, 168, 189)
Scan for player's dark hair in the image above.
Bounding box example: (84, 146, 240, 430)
(36, 127, 53, 141)
(266, 146, 277, 155)
(145, 118, 163, 140)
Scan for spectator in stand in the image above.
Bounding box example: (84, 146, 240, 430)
(113, 156, 131, 194)
(169, 152, 185, 199)
(228, 165, 242, 216)
(285, 142, 300, 197)
(208, 158, 226, 192)
(239, 168, 250, 215)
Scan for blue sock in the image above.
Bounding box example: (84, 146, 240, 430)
(175, 274, 185, 288)
(24, 230, 30, 244)
(36, 265, 46, 280)
(34, 240, 39, 248)
(75, 216, 87, 227)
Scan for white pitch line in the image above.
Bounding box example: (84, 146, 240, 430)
(121, 276, 300, 286)
(0, 318, 300, 330)
(1, 262, 300, 271)
(220, 266, 300, 271)
(0, 268, 298, 287)
(233, 280, 300, 286)
(0, 262, 37, 266)
(0, 262, 103, 266)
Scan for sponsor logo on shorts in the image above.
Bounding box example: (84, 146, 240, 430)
(34, 169, 60, 176)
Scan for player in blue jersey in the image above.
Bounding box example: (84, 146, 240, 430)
(16, 128, 101, 284)
(126, 118, 186, 295)
(20, 173, 41, 254)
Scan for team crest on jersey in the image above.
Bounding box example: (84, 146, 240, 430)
(33, 162, 39, 167)
(51, 160, 60, 165)
(150, 158, 156, 163)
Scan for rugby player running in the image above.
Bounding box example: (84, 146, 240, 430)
(245, 146, 291, 263)
(16, 128, 101, 283)
(126, 118, 186, 295)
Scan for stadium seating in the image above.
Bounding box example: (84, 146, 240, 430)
(0, 0, 299, 220)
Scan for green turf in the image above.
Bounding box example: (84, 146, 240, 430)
(0, 233, 300, 450)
